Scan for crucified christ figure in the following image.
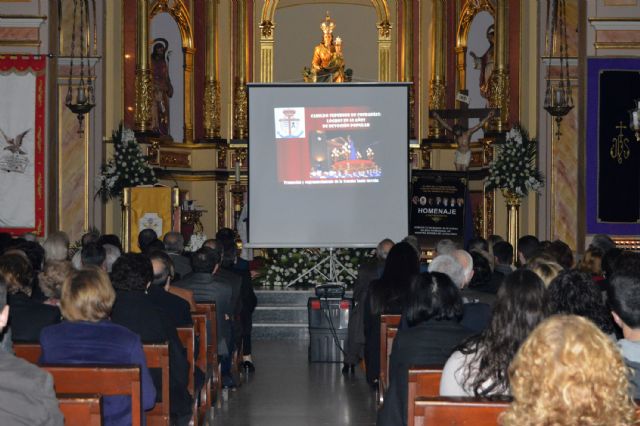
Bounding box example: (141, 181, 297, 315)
(432, 110, 494, 171)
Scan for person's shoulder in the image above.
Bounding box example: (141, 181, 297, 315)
(0, 351, 53, 389)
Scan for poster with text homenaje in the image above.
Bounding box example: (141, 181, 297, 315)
(410, 171, 467, 247)
(0, 55, 46, 236)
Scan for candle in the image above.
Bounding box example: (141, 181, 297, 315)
(235, 161, 241, 183)
(555, 90, 563, 106)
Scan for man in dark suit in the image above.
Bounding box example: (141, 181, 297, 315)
(174, 246, 234, 386)
(214, 229, 258, 371)
(110, 253, 192, 426)
(163, 232, 192, 280)
(343, 238, 394, 374)
(147, 250, 193, 327)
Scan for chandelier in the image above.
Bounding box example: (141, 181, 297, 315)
(64, 0, 96, 133)
(543, 0, 573, 140)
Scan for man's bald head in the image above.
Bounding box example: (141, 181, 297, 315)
(452, 249, 474, 287)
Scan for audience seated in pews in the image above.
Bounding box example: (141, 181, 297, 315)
(501, 315, 636, 425)
(547, 269, 616, 336)
(492, 241, 514, 277)
(515, 235, 540, 267)
(110, 253, 193, 425)
(216, 227, 259, 373)
(39, 266, 156, 426)
(464, 251, 500, 303)
(147, 250, 193, 327)
(428, 251, 491, 333)
(343, 238, 394, 375)
(546, 239, 574, 270)
(81, 242, 107, 270)
(163, 231, 192, 280)
(363, 241, 418, 386)
(71, 231, 100, 269)
(440, 269, 549, 397)
(38, 260, 72, 306)
(0, 277, 63, 425)
(203, 238, 243, 378)
(377, 272, 473, 426)
(608, 270, 640, 399)
(174, 245, 235, 387)
(0, 253, 61, 342)
(525, 253, 563, 287)
(42, 231, 70, 262)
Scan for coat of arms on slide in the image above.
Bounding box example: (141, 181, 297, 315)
(0, 128, 30, 173)
(275, 107, 306, 139)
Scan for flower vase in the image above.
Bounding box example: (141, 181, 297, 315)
(502, 189, 521, 264)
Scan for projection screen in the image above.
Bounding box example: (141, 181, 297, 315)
(247, 83, 409, 248)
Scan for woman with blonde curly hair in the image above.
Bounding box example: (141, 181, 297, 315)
(501, 315, 636, 426)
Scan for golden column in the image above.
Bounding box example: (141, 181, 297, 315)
(400, 1, 415, 139)
(203, 0, 221, 139)
(428, 0, 446, 139)
(377, 20, 392, 82)
(259, 20, 274, 83)
(233, 0, 249, 140)
(134, 0, 153, 132)
(491, 0, 510, 132)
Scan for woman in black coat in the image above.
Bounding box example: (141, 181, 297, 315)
(363, 242, 419, 386)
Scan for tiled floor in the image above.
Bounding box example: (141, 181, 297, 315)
(213, 340, 377, 426)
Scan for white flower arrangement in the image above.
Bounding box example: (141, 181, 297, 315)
(486, 124, 543, 198)
(185, 232, 207, 252)
(97, 124, 158, 202)
(256, 248, 375, 287)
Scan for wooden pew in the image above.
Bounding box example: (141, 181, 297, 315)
(407, 366, 444, 423)
(378, 314, 401, 405)
(193, 302, 222, 408)
(192, 312, 212, 425)
(14, 343, 169, 426)
(177, 325, 197, 425)
(143, 344, 170, 426)
(43, 365, 143, 426)
(411, 396, 510, 426)
(58, 394, 103, 426)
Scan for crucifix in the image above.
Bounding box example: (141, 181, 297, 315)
(430, 108, 498, 171)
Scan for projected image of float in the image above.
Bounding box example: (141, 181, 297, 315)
(309, 132, 381, 182)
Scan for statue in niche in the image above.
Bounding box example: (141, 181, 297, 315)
(469, 24, 495, 102)
(150, 38, 173, 136)
(303, 13, 352, 83)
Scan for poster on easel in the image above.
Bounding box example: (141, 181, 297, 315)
(410, 171, 468, 248)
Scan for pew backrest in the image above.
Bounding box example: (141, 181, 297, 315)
(407, 366, 444, 422)
(379, 314, 401, 403)
(14, 342, 170, 425)
(58, 393, 103, 426)
(411, 396, 510, 426)
(142, 344, 170, 425)
(43, 365, 143, 426)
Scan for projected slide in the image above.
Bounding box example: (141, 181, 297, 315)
(248, 84, 409, 247)
(274, 106, 383, 185)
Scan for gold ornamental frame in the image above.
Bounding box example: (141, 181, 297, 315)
(147, 0, 195, 143)
(455, 0, 496, 99)
(258, 0, 392, 83)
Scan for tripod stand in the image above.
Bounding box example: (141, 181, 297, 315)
(286, 248, 357, 288)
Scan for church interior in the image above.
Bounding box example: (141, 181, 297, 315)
(1, 0, 640, 425)
(3, 0, 639, 250)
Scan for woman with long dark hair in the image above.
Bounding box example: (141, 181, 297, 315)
(440, 269, 548, 396)
(377, 272, 472, 426)
(363, 242, 418, 385)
